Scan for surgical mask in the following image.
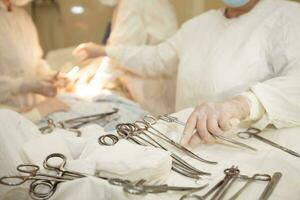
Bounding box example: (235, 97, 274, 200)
(11, 0, 32, 6)
(99, 0, 119, 7)
(222, 0, 250, 8)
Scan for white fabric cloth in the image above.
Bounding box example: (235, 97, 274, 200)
(0, 110, 40, 199)
(85, 140, 172, 183)
(106, 0, 300, 129)
(101, 0, 178, 115)
(0, 3, 51, 110)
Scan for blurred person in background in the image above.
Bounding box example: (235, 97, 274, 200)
(0, 0, 70, 122)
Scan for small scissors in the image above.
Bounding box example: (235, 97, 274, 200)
(237, 128, 300, 157)
(39, 108, 119, 135)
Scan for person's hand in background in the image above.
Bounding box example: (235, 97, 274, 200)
(72, 42, 106, 62)
(181, 96, 250, 146)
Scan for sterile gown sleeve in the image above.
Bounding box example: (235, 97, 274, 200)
(248, 10, 300, 129)
(105, 31, 181, 77)
(0, 76, 24, 103)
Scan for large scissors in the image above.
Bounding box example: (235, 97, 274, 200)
(237, 128, 300, 157)
(158, 114, 257, 151)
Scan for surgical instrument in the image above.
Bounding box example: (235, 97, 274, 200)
(237, 128, 300, 157)
(143, 115, 217, 164)
(39, 108, 119, 135)
(159, 114, 257, 151)
(0, 165, 73, 186)
(258, 172, 282, 200)
(0, 153, 209, 199)
(124, 183, 209, 195)
(228, 174, 271, 200)
(180, 166, 240, 200)
(114, 123, 211, 178)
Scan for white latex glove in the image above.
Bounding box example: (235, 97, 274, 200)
(181, 96, 250, 146)
(72, 42, 106, 62)
(35, 98, 70, 117)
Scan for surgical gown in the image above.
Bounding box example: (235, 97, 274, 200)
(102, 0, 178, 115)
(106, 0, 300, 129)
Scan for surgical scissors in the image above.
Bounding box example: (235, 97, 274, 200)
(143, 115, 217, 164)
(159, 114, 257, 151)
(237, 128, 300, 157)
(39, 108, 119, 135)
(115, 123, 211, 178)
(0, 164, 73, 186)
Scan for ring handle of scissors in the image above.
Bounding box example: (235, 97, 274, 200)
(143, 115, 157, 126)
(0, 176, 28, 186)
(158, 115, 173, 123)
(134, 121, 149, 131)
(237, 128, 262, 139)
(17, 164, 40, 175)
(98, 134, 119, 146)
(43, 153, 67, 172)
(239, 174, 271, 181)
(237, 132, 253, 139)
(252, 174, 272, 181)
(30, 179, 56, 198)
(108, 178, 131, 186)
(123, 184, 147, 195)
(246, 128, 261, 134)
(224, 166, 240, 176)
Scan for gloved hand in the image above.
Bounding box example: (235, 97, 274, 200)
(20, 72, 60, 97)
(53, 72, 71, 89)
(72, 42, 106, 62)
(181, 96, 250, 146)
(35, 98, 70, 117)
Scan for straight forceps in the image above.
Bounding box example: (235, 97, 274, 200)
(159, 114, 257, 151)
(124, 183, 209, 195)
(143, 115, 217, 165)
(238, 128, 300, 157)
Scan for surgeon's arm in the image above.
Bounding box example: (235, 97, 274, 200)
(105, 32, 180, 77)
(246, 12, 300, 129)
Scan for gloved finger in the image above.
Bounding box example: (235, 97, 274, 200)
(189, 133, 203, 147)
(207, 114, 223, 136)
(181, 111, 198, 146)
(218, 114, 232, 131)
(197, 117, 216, 144)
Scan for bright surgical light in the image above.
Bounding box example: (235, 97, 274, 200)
(70, 5, 85, 15)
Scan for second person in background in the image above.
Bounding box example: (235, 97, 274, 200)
(74, 0, 178, 115)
